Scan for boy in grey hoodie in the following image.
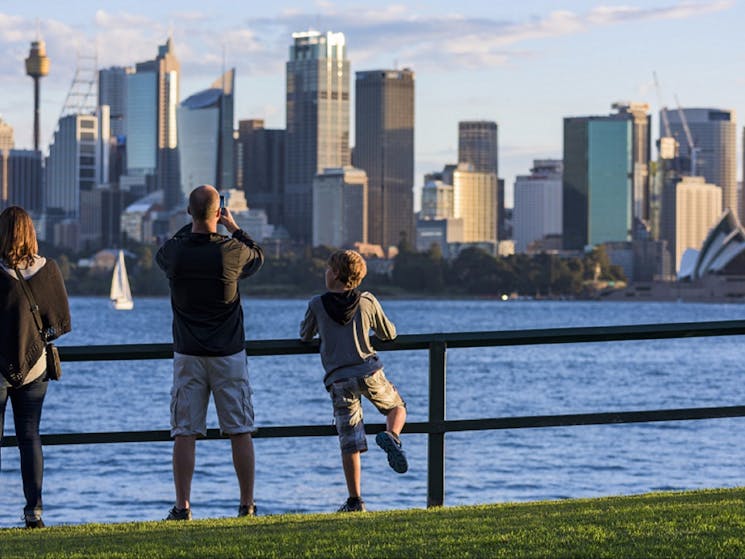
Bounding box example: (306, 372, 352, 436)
(300, 249, 407, 512)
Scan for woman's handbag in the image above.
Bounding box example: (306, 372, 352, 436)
(14, 267, 62, 381)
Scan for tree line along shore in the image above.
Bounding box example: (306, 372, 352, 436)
(45, 239, 626, 300)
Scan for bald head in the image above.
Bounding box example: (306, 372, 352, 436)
(188, 185, 220, 222)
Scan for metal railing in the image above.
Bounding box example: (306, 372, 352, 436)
(4, 319, 745, 507)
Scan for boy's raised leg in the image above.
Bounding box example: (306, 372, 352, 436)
(386, 405, 406, 437)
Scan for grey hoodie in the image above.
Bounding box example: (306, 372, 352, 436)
(300, 291, 396, 387)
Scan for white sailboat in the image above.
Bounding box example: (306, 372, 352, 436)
(110, 250, 134, 310)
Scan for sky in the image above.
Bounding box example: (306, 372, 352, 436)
(1, 0, 743, 208)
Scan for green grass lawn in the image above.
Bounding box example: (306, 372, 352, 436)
(4, 488, 745, 558)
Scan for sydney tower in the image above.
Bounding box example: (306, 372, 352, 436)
(25, 39, 50, 152)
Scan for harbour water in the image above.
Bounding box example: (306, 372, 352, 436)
(2, 297, 745, 527)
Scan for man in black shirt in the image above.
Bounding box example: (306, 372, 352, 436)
(157, 185, 263, 520)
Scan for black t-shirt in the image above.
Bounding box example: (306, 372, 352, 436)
(156, 225, 263, 356)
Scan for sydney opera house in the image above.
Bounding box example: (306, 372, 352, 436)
(605, 209, 745, 301)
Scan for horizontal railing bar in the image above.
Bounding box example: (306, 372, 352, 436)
(56, 320, 745, 361)
(4, 405, 744, 448)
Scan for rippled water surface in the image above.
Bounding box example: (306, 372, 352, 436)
(2, 297, 745, 527)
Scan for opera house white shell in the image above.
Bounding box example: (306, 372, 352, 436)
(678, 209, 745, 281)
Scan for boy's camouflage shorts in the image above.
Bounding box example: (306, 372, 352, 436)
(328, 369, 405, 454)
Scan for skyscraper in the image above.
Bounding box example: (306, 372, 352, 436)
(458, 121, 500, 242)
(237, 119, 286, 226)
(285, 30, 350, 242)
(665, 108, 737, 218)
(453, 163, 498, 245)
(2, 150, 43, 213)
(563, 115, 633, 250)
(458, 121, 498, 174)
(0, 117, 13, 152)
(312, 166, 367, 248)
(661, 176, 722, 274)
(513, 160, 563, 253)
(126, 38, 180, 208)
(46, 113, 101, 218)
(99, 66, 132, 138)
(0, 117, 14, 209)
(611, 102, 651, 224)
(177, 69, 235, 198)
(354, 69, 415, 250)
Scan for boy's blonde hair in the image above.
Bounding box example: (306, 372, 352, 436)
(328, 250, 367, 289)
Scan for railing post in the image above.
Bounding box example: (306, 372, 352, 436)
(427, 340, 447, 507)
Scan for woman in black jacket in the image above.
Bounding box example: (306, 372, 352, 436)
(0, 206, 71, 528)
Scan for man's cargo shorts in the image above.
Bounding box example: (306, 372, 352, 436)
(171, 350, 255, 437)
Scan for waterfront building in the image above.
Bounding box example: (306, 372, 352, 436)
(563, 115, 633, 249)
(453, 163, 497, 247)
(513, 159, 563, 253)
(178, 69, 235, 199)
(354, 69, 414, 250)
(237, 119, 285, 226)
(678, 208, 745, 280)
(98, 66, 133, 138)
(665, 108, 737, 220)
(312, 167, 367, 248)
(661, 175, 722, 274)
(125, 38, 180, 209)
(611, 102, 651, 224)
(285, 30, 350, 242)
(415, 217, 464, 256)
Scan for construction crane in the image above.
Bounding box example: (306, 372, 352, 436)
(673, 94, 700, 176)
(652, 71, 677, 160)
(653, 72, 672, 136)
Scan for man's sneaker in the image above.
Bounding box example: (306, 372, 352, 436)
(376, 431, 408, 473)
(165, 506, 192, 521)
(337, 497, 366, 512)
(24, 513, 44, 529)
(238, 503, 257, 517)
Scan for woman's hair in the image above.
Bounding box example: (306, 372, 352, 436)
(0, 206, 39, 269)
(327, 250, 367, 289)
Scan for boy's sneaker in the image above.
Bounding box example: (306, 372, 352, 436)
(337, 497, 366, 512)
(165, 506, 192, 521)
(24, 513, 44, 529)
(238, 503, 257, 517)
(376, 431, 408, 473)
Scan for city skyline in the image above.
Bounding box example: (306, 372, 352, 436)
(0, 0, 743, 207)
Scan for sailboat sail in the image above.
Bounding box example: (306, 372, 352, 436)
(110, 250, 134, 310)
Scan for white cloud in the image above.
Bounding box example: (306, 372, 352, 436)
(237, 1, 733, 70)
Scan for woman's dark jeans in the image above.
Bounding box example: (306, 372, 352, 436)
(0, 376, 48, 516)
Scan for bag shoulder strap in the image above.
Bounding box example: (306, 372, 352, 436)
(14, 267, 46, 341)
